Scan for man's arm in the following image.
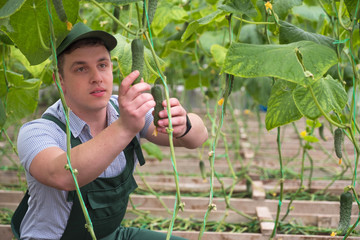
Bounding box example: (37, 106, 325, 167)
(145, 98, 208, 149)
(28, 71, 155, 191)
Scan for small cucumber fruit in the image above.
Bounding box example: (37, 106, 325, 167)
(131, 39, 144, 84)
(334, 128, 343, 160)
(52, 0, 68, 22)
(337, 191, 353, 235)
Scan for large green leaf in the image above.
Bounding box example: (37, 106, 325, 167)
(0, 0, 26, 19)
(1, 0, 79, 65)
(0, 70, 41, 127)
(151, 1, 188, 36)
(218, 0, 257, 18)
(181, 10, 224, 41)
(292, 4, 327, 22)
(223, 41, 337, 86)
(265, 80, 303, 130)
(279, 21, 343, 54)
(94, 0, 140, 3)
(293, 75, 347, 120)
(272, 0, 303, 20)
(112, 34, 164, 84)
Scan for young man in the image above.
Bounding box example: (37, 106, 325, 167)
(12, 22, 208, 240)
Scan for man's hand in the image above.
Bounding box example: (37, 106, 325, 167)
(154, 98, 188, 138)
(117, 71, 155, 134)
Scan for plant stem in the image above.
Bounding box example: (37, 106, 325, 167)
(46, 1, 96, 238)
(89, 0, 137, 36)
(270, 127, 284, 239)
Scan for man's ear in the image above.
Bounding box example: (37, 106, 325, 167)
(52, 73, 65, 92)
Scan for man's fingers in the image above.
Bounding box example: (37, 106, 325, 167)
(119, 70, 140, 95)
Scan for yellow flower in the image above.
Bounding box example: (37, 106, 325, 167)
(66, 21, 73, 31)
(218, 98, 224, 106)
(331, 232, 336, 237)
(300, 130, 307, 137)
(265, 1, 273, 11)
(244, 109, 250, 115)
(339, 158, 342, 165)
(83, 19, 88, 24)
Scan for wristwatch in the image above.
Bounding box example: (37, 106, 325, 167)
(176, 115, 192, 138)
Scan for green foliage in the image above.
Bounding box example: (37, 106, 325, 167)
(223, 41, 338, 86)
(141, 142, 163, 161)
(0, 0, 79, 65)
(0, 0, 25, 19)
(0, 70, 41, 128)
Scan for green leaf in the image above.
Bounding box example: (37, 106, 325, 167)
(181, 10, 224, 41)
(272, 0, 303, 20)
(279, 21, 343, 54)
(244, 77, 272, 106)
(293, 75, 347, 120)
(223, 41, 337, 86)
(210, 44, 227, 68)
(306, 119, 322, 128)
(0, 0, 26, 19)
(151, 1, 188, 36)
(0, 70, 41, 127)
(303, 135, 319, 142)
(93, 0, 141, 3)
(345, 0, 360, 21)
(265, 80, 303, 130)
(218, 0, 257, 18)
(141, 142, 163, 161)
(1, 0, 79, 65)
(0, 98, 6, 128)
(112, 34, 164, 84)
(292, 4, 327, 22)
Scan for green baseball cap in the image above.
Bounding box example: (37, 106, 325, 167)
(56, 22, 117, 56)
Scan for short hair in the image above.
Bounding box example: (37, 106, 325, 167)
(57, 38, 110, 77)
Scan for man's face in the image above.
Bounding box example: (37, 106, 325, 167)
(59, 44, 113, 114)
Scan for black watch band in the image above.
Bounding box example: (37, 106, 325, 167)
(176, 115, 192, 139)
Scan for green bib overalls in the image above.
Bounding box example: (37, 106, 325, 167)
(11, 103, 187, 240)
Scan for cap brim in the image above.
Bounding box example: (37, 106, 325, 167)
(56, 30, 117, 56)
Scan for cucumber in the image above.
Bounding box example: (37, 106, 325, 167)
(199, 160, 206, 181)
(112, 6, 120, 33)
(337, 191, 353, 235)
(151, 85, 163, 135)
(131, 39, 144, 84)
(318, 123, 326, 141)
(334, 128, 343, 159)
(0, 98, 6, 128)
(52, 0, 68, 22)
(147, 0, 158, 26)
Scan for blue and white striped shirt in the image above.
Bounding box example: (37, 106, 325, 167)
(17, 95, 153, 240)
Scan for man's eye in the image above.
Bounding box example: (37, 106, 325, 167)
(99, 63, 107, 68)
(76, 67, 85, 72)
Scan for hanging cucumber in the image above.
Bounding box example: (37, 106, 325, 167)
(147, 0, 159, 26)
(199, 160, 206, 181)
(337, 191, 353, 235)
(131, 38, 144, 84)
(52, 0, 68, 22)
(0, 99, 6, 128)
(112, 6, 120, 33)
(334, 128, 343, 163)
(151, 84, 163, 136)
(318, 123, 326, 141)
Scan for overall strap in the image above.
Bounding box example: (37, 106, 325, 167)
(42, 114, 82, 147)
